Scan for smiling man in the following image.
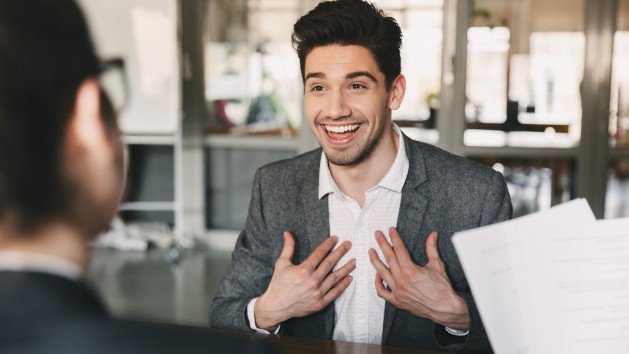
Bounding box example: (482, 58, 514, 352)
(210, 0, 511, 352)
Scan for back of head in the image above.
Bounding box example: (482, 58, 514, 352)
(291, 0, 402, 89)
(0, 0, 102, 232)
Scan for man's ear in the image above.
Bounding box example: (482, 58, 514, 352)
(66, 79, 111, 161)
(388, 74, 406, 111)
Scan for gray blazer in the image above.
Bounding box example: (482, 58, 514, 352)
(210, 135, 511, 352)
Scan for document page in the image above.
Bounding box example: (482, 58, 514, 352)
(452, 199, 595, 354)
(509, 199, 596, 353)
(519, 217, 629, 353)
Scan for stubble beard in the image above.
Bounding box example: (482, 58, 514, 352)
(321, 119, 386, 167)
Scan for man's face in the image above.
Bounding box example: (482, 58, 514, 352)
(304, 45, 396, 166)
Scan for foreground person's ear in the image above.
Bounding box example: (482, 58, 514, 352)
(66, 79, 110, 158)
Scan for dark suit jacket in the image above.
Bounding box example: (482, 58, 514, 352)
(0, 271, 276, 354)
(210, 136, 511, 352)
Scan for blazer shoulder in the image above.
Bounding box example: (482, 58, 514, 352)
(409, 139, 497, 180)
(257, 148, 321, 182)
(406, 139, 502, 198)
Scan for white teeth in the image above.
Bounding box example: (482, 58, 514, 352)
(325, 124, 360, 133)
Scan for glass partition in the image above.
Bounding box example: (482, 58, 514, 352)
(609, 0, 629, 147)
(464, 0, 585, 148)
(606, 160, 629, 218)
(373, 0, 443, 138)
(204, 0, 302, 136)
(472, 157, 575, 218)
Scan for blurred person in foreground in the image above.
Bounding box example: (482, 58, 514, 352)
(0, 1, 275, 353)
(210, 0, 510, 352)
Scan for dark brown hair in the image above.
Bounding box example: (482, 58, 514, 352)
(291, 0, 402, 89)
(0, 0, 103, 231)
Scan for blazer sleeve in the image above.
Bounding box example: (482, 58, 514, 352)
(434, 170, 512, 353)
(209, 169, 276, 331)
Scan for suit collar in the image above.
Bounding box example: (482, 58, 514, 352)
(303, 148, 330, 252)
(382, 135, 430, 343)
(399, 133, 428, 190)
(303, 149, 335, 338)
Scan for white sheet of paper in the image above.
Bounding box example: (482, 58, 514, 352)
(519, 217, 629, 353)
(509, 199, 596, 353)
(452, 199, 595, 354)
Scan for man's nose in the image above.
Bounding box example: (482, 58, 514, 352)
(324, 90, 351, 120)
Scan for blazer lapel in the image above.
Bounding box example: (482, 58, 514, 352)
(382, 136, 430, 343)
(303, 149, 334, 339)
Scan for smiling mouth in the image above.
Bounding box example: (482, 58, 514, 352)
(321, 123, 362, 146)
(325, 124, 360, 134)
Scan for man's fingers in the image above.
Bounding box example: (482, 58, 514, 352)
(320, 258, 356, 293)
(278, 231, 296, 263)
(314, 240, 352, 279)
(368, 248, 396, 289)
(425, 231, 442, 263)
(375, 274, 395, 303)
(374, 230, 400, 272)
(389, 227, 413, 264)
(321, 275, 353, 305)
(303, 236, 339, 270)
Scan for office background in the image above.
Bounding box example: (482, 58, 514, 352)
(77, 0, 629, 327)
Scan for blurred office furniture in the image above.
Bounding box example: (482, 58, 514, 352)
(79, 0, 185, 246)
(90, 247, 230, 326)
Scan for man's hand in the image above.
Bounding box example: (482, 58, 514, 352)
(368, 227, 469, 331)
(255, 231, 356, 331)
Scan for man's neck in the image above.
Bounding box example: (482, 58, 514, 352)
(0, 220, 89, 273)
(329, 128, 399, 207)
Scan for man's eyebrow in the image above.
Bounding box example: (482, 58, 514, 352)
(305, 72, 326, 81)
(346, 71, 378, 83)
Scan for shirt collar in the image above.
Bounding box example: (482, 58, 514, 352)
(318, 124, 409, 199)
(318, 152, 339, 199)
(0, 251, 83, 280)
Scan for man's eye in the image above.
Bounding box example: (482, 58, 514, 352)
(351, 83, 365, 90)
(312, 85, 324, 91)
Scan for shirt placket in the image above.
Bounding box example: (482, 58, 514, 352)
(354, 193, 373, 344)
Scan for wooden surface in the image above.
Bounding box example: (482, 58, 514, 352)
(272, 335, 453, 354)
(156, 325, 454, 354)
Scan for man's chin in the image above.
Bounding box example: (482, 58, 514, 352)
(323, 148, 366, 167)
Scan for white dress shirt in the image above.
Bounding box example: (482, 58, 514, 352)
(322, 125, 408, 344)
(247, 125, 467, 342)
